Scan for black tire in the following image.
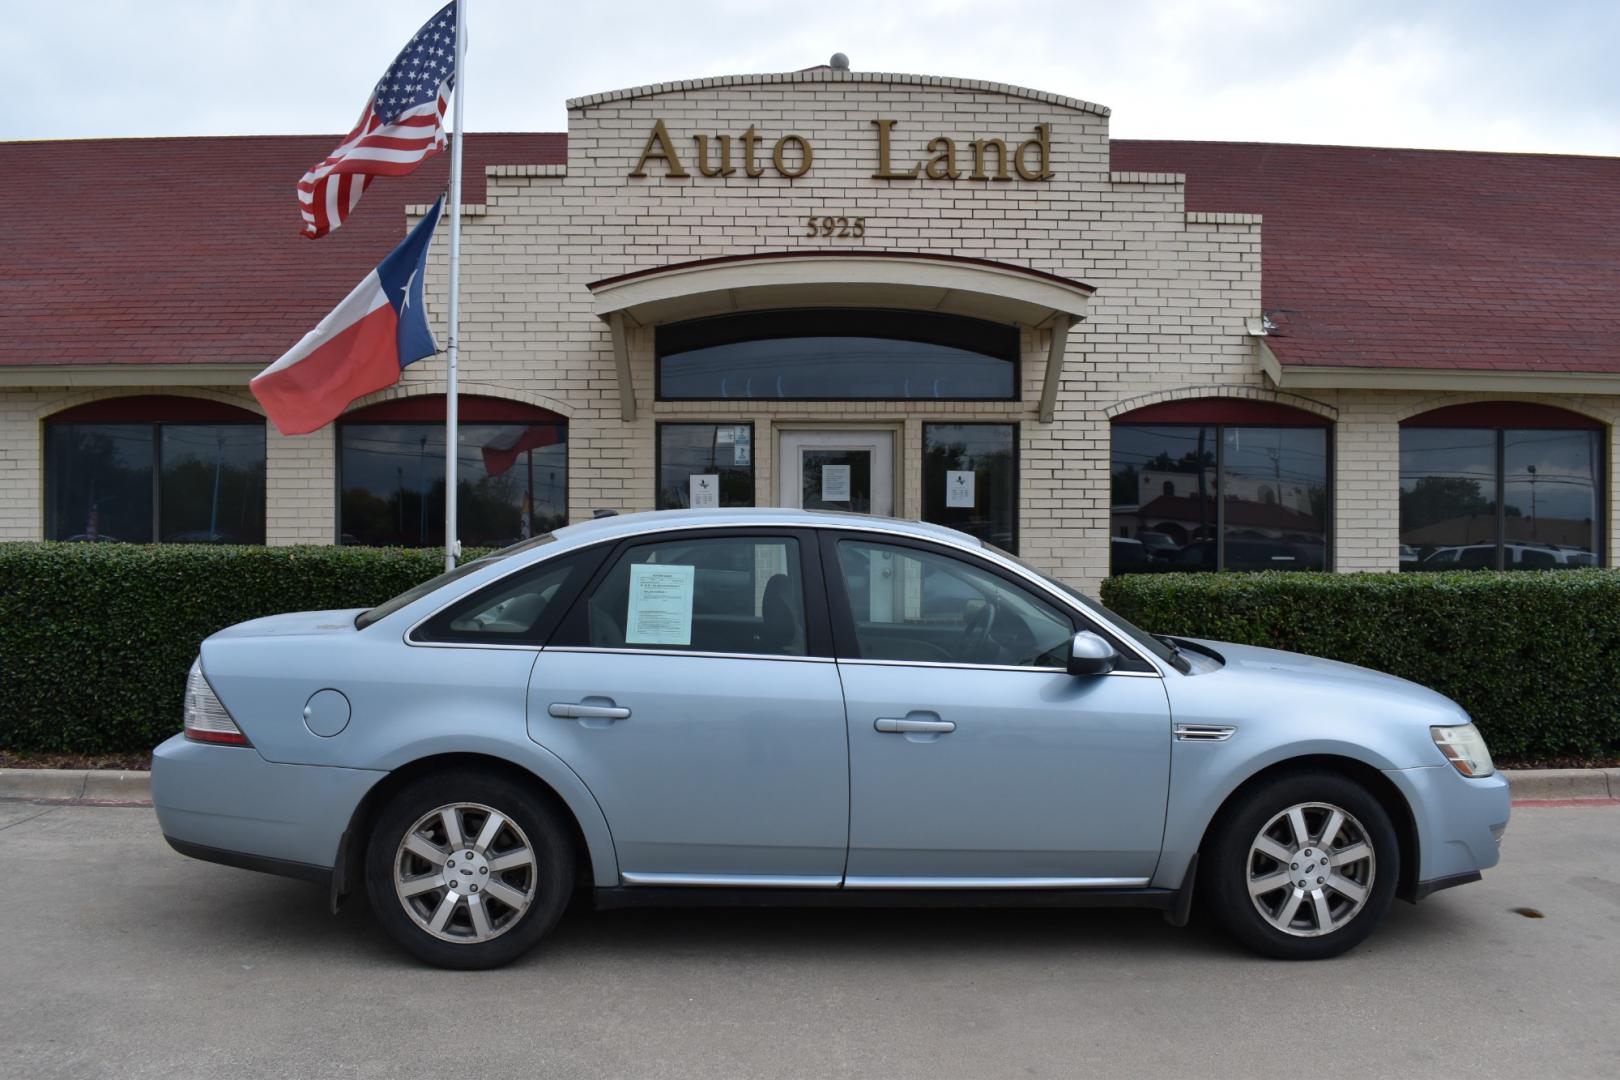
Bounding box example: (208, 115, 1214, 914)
(1203, 770, 1399, 960)
(364, 768, 574, 969)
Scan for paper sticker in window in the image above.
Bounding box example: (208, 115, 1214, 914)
(626, 563, 696, 645)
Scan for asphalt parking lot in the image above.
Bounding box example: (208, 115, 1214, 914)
(1, 800, 1616, 1080)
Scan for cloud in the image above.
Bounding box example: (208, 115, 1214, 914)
(3, 0, 1615, 154)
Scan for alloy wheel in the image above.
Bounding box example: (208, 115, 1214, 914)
(393, 802, 538, 943)
(1246, 801, 1376, 938)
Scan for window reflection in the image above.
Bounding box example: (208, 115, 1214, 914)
(1401, 426, 1601, 570)
(922, 423, 1018, 553)
(657, 309, 1018, 401)
(1109, 423, 1328, 574)
(656, 423, 755, 509)
(45, 422, 265, 543)
(338, 423, 566, 547)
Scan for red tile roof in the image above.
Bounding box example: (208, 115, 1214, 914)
(0, 134, 564, 368)
(4, 134, 1616, 374)
(1111, 140, 1620, 373)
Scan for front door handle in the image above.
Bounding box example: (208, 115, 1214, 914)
(874, 716, 955, 734)
(549, 703, 631, 720)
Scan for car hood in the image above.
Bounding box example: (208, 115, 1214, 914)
(1181, 638, 1469, 724)
(206, 609, 368, 640)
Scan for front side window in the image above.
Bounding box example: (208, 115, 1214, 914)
(656, 309, 1018, 401)
(1110, 423, 1329, 574)
(836, 539, 1072, 667)
(921, 423, 1018, 552)
(45, 419, 265, 543)
(1401, 421, 1602, 570)
(585, 536, 806, 656)
(338, 421, 566, 547)
(656, 423, 755, 509)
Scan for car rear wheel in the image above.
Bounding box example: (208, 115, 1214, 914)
(365, 769, 573, 969)
(1204, 771, 1399, 960)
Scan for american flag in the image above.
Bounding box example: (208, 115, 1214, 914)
(297, 2, 459, 238)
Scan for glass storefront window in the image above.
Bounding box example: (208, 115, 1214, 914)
(655, 423, 756, 509)
(922, 423, 1018, 553)
(45, 421, 264, 543)
(1401, 424, 1602, 570)
(657, 309, 1018, 401)
(1110, 423, 1329, 574)
(338, 422, 566, 547)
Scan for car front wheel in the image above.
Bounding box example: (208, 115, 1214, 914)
(1204, 771, 1399, 960)
(364, 769, 573, 969)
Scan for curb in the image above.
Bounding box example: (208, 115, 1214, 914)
(2, 766, 1617, 807)
(0, 768, 153, 804)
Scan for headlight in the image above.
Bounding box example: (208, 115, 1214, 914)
(1431, 723, 1495, 778)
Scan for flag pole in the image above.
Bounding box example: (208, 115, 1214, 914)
(443, 0, 467, 571)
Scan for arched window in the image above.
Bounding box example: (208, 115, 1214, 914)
(44, 396, 266, 543)
(337, 396, 567, 547)
(1109, 398, 1332, 574)
(656, 309, 1019, 401)
(1400, 402, 1603, 571)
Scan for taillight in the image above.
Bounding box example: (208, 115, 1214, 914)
(183, 659, 251, 746)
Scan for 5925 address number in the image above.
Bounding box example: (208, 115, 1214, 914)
(804, 215, 866, 238)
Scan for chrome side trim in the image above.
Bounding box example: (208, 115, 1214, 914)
(836, 658, 1159, 678)
(620, 872, 844, 888)
(842, 875, 1152, 890)
(544, 646, 835, 664)
(1174, 723, 1237, 742)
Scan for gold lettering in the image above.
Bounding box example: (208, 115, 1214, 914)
(1014, 124, 1054, 181)
(692, 134, 736, 177)
(968, 138, 1011, 181)
(629, 119, 688, 178)
(772, 134, 813, 179)
(924, 136, 959, 180)
(870, 119, 919, 179)
(741, 126, 765, 178)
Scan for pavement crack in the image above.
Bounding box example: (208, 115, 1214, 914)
(0, 806, 60, 833)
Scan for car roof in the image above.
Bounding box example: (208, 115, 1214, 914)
(547, 508, 985, 553)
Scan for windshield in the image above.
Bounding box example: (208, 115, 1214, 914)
(985, 543, 1190, 672)
(354, 534, 557, 629)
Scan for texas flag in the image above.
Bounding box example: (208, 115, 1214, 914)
(252, 197, 444, 435)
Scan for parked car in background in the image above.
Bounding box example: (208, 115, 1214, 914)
(153, 509, 1509, 969)
(1420, 543, 1588, 570)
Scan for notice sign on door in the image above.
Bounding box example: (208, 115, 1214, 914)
(732, 426, 752, 466)
(689, 474, 720, 508)
(626, 563, 695, 646)
(821, 464, 852, 502)
(945, 470, 976, 508)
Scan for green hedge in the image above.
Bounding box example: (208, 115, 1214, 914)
(1100, 569, 1620, 760)
(0, 543, 485, 754)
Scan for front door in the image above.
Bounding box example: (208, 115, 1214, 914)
(779, 430, 894, 516)
(824, 533, 1173, 886)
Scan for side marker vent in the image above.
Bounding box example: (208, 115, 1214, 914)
(1174, 723, 1236, 742)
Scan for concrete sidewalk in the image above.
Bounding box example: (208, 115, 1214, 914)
(2, 765, 1616, 805)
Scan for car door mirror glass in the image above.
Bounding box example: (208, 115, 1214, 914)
(1067, 630, 1118, 677)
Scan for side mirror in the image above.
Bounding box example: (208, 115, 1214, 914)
(1067, 630, 1118, 677)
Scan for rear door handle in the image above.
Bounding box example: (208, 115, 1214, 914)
(874, 717, 955, 734)
(549, 703, 631, 720)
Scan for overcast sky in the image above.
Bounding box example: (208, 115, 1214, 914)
(7, 0, 1617, 155)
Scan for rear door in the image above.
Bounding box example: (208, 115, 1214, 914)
(527, 528, 849, 885)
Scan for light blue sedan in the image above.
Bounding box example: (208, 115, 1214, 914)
(153, 509, 1509, 968)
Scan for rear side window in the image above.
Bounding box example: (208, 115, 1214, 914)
(412, 548, 599, 645)
(583, 536, 806, 656)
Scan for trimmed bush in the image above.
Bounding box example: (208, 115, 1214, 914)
(0, 543, 486, 754)
(1099, 569, 1620, 760)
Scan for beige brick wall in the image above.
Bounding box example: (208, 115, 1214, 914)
(5, 71, 1616, 586)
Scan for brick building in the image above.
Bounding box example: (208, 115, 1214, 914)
(4, 69, 1616, 589)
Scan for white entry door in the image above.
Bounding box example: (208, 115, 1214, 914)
(778, 430, 894, 516)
